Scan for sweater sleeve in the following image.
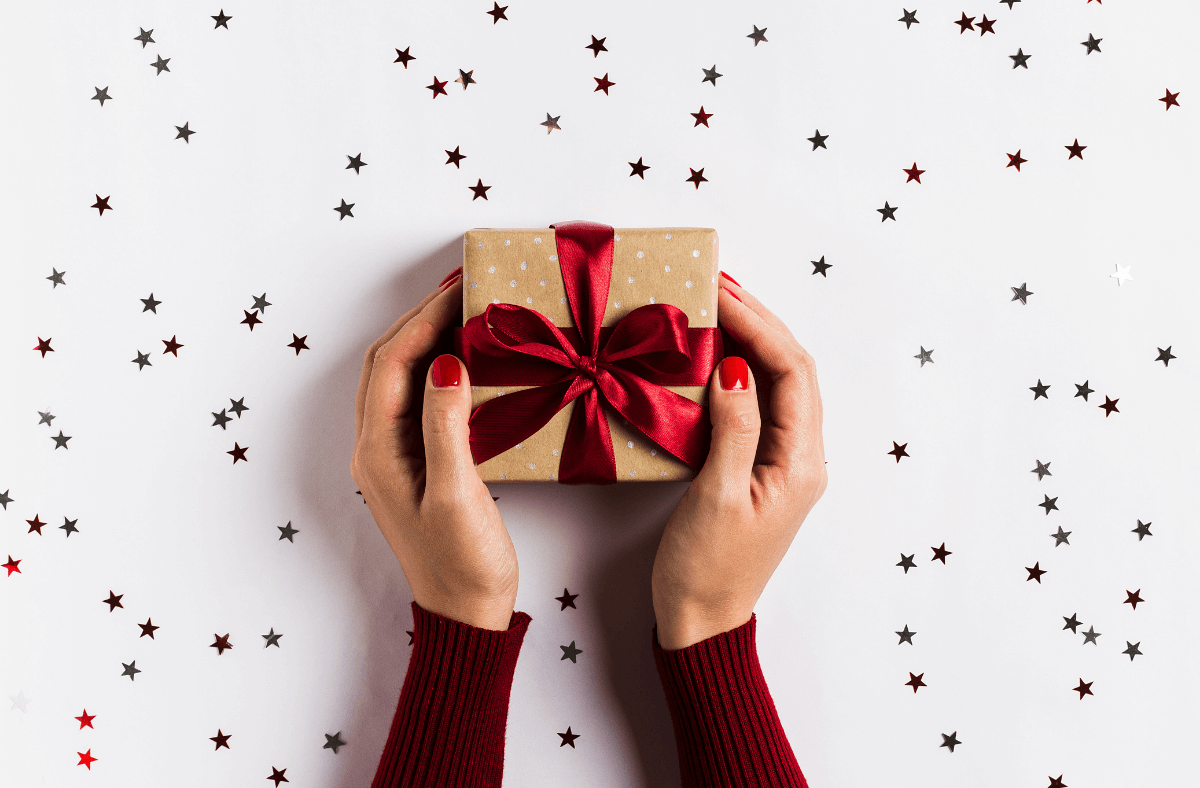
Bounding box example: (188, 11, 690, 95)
(370, 601, 533, 788)
(652, 615, 809, 788)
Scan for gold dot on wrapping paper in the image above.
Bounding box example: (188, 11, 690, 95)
(627, 276, 634, 284)
(477, 241, 484, 248)
(504, 239, 511, 246)
(521, 261, 528, 270)
(701, 309, 707, 316)
(664, 265, 671, 272)
(516, 443, 523, 448)
(685, 281, 693, 288)
(651, 449, 657, 456)
(552, 449, 559, 456)
(693, 250, 700, 257)
(630, 470, 637, 477)
(488, 265, 496, 273)
(627, 441, 635, 448)
(510, 280, 517, 287)
(614, 301, 621, 308)
(529, 462, 537, 469)
(661, 471, 668, 477)
(535, 237, 542, 244)
(615, 234, 621, 241)
(665, 233, 672, 239)
(650, 297, 656, 303)
(637, 251, 644, 258)
(501, 473, 508, 479)
(493, 298, 500, 304)
(526, 297, 532, 303)
(470, 281, 478, 289)
(550, 255, 558, 262)
(551, 473, 558, 479)
(560, 297, 566, 303)
(497, 390, 505, 396)
(540, 279, 546, 286)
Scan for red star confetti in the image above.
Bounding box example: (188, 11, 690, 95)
(77, 749, 98, 769)
(162, 336, 184, 356)
(427, 77, 447, 98)
(888, 442, 909, 462)
(2, 557, 19, 576)
(1124, 589, 1144, 609)
(1160, 89, 1180, 110)
(287, 334, 309, 355)
(1099, 396, 1120, 417)
(686, 168, 708, 189)
(34, 337, 53, 357)
(91, 195, 112, 215)
(241, 310, 262, 330)
(1073, 679, 1094, 699)
(210, 633, 233, 655)
(593, 73, 615, 94)
(76, 709, 96, 729)
(227, 443, 248, 463)
(903, 163, 925, 183)
(1007, 150, 1027, 171)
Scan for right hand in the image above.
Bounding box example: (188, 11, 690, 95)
(651, 273, 828, 650)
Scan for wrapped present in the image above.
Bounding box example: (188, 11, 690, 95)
(454, 221, 724, 484)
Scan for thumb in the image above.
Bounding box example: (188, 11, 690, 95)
(422, 354, 479, 497)
(697, 356, 760, 487)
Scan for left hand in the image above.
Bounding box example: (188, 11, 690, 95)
(351, 271, 519, 631)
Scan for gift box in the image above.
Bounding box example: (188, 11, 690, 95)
(455, 222, 723, 483)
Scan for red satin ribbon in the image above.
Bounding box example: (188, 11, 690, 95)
(454, 221, 723, 484)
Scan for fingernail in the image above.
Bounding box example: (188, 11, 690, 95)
(439, 266, 464, 287)
(431, 354, 461, 388)
(440, 273, 463, 292)
(721, 285, 744, 304)
(719, 271, 742, 287)
(718, 356, 749, 391)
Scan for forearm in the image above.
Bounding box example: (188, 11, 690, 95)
(652, 614, 808, 788)
(371, 601, 532, 788)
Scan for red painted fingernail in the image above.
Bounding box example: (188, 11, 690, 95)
(721, 285, 744, 304)
(718, 356, 749, 391)
(440, 273, 463, 292)
(439, 266, 464, 287)
(719, 271, 741, 287)
(431, 354, 461, 388)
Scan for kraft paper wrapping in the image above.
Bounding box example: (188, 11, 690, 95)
(462, 227, 720, 482)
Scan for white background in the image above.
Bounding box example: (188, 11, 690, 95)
(2, 1, 1197, 786)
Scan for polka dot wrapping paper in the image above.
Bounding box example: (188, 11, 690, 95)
(462, 227, 719, 482)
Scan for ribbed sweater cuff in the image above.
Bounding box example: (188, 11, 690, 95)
(652, 615, 809, 788)
(370, 601, 533, 788)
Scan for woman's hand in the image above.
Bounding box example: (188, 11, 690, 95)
(351, 271, 519, 631)
(651, 274, 827, 649)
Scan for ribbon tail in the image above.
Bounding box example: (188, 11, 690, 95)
(467, 380, 579, 467)
(558, 387, 618, 484)
(597, 369, 711, 470)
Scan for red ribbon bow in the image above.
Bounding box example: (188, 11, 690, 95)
(454, 221, 723, 484)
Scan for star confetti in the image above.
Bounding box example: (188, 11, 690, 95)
(940, 732, 961, 752)
(229, 398, 249, 417)
(888, 442, 909, 462)
(896, 625, 916, 645)
(162, 336, 183, 356)
(1074, 381, 1094, 401)
(287, 334, 310, 355)
(899, 9, 919, 28)
(35, 337, 53, 357)
(103, 591, 124, 611)
(1082, 626, 1101, 646)
(267, 766, 289, 786)
(469, 179, 491, 200)
(242, 309, 263, 329)
(393, 47, 415, 68)
(1099, 396, 1120, 417)
(811, 256, 832, 277)
(593, 73, 615, 94)
(175, 122, 196, 142)
(211, 729, 232, 750)
(748, 26, 768, 45)
(1124, 589, 1144, 610)
(1026, 562, 1047, 583)
(906, 672, 926, 693)
(324, 732, 347, 753)
(278, 521, 299, 542)
(1110, 264, 1132, 285)
(138, 618, 159, 638)
(1066, 139, 1087, 159)
(76, 710, 96, 729)
(1072, 679, 1093, 700)
(686, 168, 708, 189)
(807, 130, 829, 150)
(132, 351, 152, 370)
(1132, 520, 1152, 540)
(446, 146, 467, 168)
(896, 554, 917, 573)
(540, 113, 562, 134)
(877, 202, 898, 221)
(628, 157, 650, 178)
(1123, 642, 1143, 661)
(47, 268, 66, 287)
(560, 641, 583, 663)
(1039, 495, 1059, 515)
(227, 443, 248, 464)
(211, 10, 232, 28)
(1155, 347, 1176, 366)
(1007, 150, 1028, 170)
(1031, 460, 1051, 480)
(121, 661, 141, 681)
(1030, 380, 1050, 400)
(555, 588, 579, 610)
(263, 628, 283, 647)
(702, 65, 722, 86)
(1011, 282, 1033, 304)
(691, 106, 713, 127)
(455, 69, 476, 90)
(1082, 34, 1102, 54)
(486, 3, 508, 24)
(60, 517, 79, 537)
(931, 543, 952, 563)
(51, 431, 72, 449)
(91, 195, 112, 215)
(1010, 49, 1031, 69)
(346, 154, 367, 173)
(141, 294, 162, 313)
(151, 55, 171, 75)
(557, 727, 580, 748)
(4, 556, 22, 576)
(134, 28, 155, 47)
(426, 77, 447, 98)
(585, 36, 607, 57)
(26, 515, 45, 535)
(1160, 89, 1180, 110)
(333, 200, 355, 220)
(914, 347, 934, 366)
(210, 634, 233, 655)
(77, 749, 98, 769)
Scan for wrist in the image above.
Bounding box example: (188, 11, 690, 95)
(654, 605, 753, 650)
(415, 593, 517, 631)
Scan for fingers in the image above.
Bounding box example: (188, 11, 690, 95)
(355, 275, 462, 443)
(716, 284, 824, 475)
(421, 354, 480, 500)
(696, 356, 761, 494)
(719, 272, 793, 338)
(359, 279, 463, 460)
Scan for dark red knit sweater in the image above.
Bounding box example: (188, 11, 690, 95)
(370, 601, 807, 787)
